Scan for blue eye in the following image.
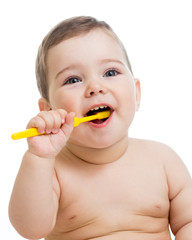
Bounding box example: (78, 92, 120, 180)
(64, 77, 81, 85)
(104, 69, 120, 77)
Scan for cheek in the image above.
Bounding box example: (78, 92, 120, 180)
(118, 81, 136, 106)
(49, 88, 77, 111)
(116, 82, 136, 121)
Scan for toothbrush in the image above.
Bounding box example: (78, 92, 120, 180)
(11, 111, 111, 140)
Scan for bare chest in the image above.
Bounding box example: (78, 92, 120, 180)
(53, 157, 170, 238)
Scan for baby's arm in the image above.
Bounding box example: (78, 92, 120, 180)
(165, 147, 192, 239)
(9, 109, 75, 239)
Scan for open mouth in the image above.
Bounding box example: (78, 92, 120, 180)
(86, 105, 112, 124)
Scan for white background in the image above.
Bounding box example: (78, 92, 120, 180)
(1, 0, 191, 239)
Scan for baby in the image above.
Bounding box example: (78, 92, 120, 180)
(9, 16, 192, 240)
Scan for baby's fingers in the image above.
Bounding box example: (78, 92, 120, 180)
(43, 110, 65, 134)
(26, 115, 46, 134)
(61, 112, 75, 137)
(26, 109, 68, 134)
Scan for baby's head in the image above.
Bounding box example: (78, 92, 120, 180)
(36, 16, 133, 101)
(35, 16, 140, 149)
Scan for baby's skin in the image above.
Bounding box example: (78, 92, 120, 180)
(44, 136, 191, 240)
(9, 29, 192, 240)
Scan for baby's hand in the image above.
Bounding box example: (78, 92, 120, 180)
(26, 109, 75, 159)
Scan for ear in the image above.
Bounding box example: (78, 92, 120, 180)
(38, 98, 52, 111)
(134, 78, 141, 111)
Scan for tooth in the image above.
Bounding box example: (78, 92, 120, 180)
(89, 105, 109, 112)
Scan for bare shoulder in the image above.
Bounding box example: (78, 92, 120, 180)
(129, 137, 181, 160)
(130, 137, 191, 195)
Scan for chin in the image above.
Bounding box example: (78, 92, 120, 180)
(70, 134, 122, 149)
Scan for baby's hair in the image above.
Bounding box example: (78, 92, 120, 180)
(36, 16, 133, 101)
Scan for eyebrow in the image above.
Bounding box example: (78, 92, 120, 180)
(99, 58, 125, 66)
(55, 58, 125, 80)
(55, 65, 79, 80)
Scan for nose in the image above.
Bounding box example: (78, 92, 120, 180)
(85, 81, 108, 97)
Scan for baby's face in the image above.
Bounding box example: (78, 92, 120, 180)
(45, 29, 140, 148)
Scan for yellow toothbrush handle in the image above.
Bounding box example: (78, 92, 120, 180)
(12, 111, 111, 140)
(11, 128, 42, 140)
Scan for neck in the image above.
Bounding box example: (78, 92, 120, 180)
(63, 136, 129, 165)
